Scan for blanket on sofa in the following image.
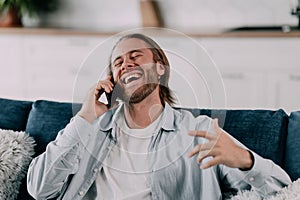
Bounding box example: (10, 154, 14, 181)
(230, 178, 300, 200)
(0, 129, 35, 200)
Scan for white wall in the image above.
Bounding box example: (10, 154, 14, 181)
(31, 0, 298, 32)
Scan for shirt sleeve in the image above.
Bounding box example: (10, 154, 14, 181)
(27, 115, 97, 199)
(219, 141, 291, 199)
(238, 151, 291, 195)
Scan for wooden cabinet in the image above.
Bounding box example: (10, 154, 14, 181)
(0, 31, 299, 113)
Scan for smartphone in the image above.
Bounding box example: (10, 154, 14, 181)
(104, 76, 118, 108)
(105, 90, 114, 108)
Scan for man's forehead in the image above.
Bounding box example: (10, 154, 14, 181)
(111, 38, 151, 62)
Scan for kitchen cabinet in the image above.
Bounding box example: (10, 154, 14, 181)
(0, 35, 24, 99)
(199, 38, 300, 113)
(0, 29, 299, 113)
(1, 34, 105, 102)
(266, 72, 300, 113)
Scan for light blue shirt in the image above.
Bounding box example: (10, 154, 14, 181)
(27, 103, 291, 200)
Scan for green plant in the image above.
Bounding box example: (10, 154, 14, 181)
(0, 0, 58, 17)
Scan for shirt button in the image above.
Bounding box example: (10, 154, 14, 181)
(249, 177, 255, 182)
(93, 168, 98, 173)
(79, 191, 84, 196)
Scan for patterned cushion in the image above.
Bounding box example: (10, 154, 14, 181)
(25, 100, 81, 156)
(181, 108, 288, 167)
(285, 111, 300, 181)
(0, 98, 32, 131)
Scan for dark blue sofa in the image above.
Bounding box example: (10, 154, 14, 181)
(0, 97, 299, 200)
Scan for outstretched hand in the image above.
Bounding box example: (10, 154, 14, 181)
(188, 119, 253, 170)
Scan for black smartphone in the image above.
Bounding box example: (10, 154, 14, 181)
(105, 76, 117, 108)
(105, 90, 114, 108)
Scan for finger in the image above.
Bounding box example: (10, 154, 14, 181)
(200, 141, 215, 151)
(197, 146, 222, 163)
(188, 141, 215, 158)
(97, 77, 114, 87)
(188, 130, 215, 140)
(97, 81, 113, 90)
(104, 85, 113, 93)
(197, 149, 214, 164)
(188, 144, 202, 158)
(105, 79, 114, 88)
(106, 75, 112, 81)
(96, 82, 113, 93)
(105, 75, 115, 86)
(200, 156, 221, 169)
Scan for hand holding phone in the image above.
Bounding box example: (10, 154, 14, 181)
(78, 76, 114, 124)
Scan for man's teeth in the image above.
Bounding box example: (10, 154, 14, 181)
(124, 74, 141, 84)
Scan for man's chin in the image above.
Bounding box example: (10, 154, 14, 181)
(127, 83, 158, 104)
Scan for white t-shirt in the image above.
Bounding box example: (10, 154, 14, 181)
(88, 109, 163, 200)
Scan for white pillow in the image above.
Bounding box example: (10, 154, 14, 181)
(0, 129, 35, 200)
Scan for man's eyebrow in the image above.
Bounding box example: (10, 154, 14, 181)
(112, 49, 144, 64)
(129, 49, 144, 55)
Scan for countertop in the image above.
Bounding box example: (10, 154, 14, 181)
(0, 27, 300, 38)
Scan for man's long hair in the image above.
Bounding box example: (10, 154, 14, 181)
(107, 33, 175, 105)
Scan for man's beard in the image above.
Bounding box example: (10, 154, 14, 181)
(114, 65, 160, 104)
(128, 83, 158, 104)
(115, 81, 159, 105)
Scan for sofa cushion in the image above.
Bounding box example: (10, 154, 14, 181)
(0, 98, 32, 131)
(285, 111, 300, 181)
(25, 100, 81, 156)
(181, 108, 288, 167)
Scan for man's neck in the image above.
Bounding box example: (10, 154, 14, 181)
(124, 88, 163, 129)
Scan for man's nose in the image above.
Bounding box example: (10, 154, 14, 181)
(121, 57, 135, 71)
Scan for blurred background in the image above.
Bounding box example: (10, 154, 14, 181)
(1, 0, 300, 113)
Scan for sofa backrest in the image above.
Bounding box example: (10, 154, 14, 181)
(0, 98, 32, 131)
(25, 100, 81, 156)
(0, 98, 292, 176)
(285, 111, 300, 181)
(22, 99, 289, 168)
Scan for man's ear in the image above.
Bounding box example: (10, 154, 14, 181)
(156, 62, 165, 76)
